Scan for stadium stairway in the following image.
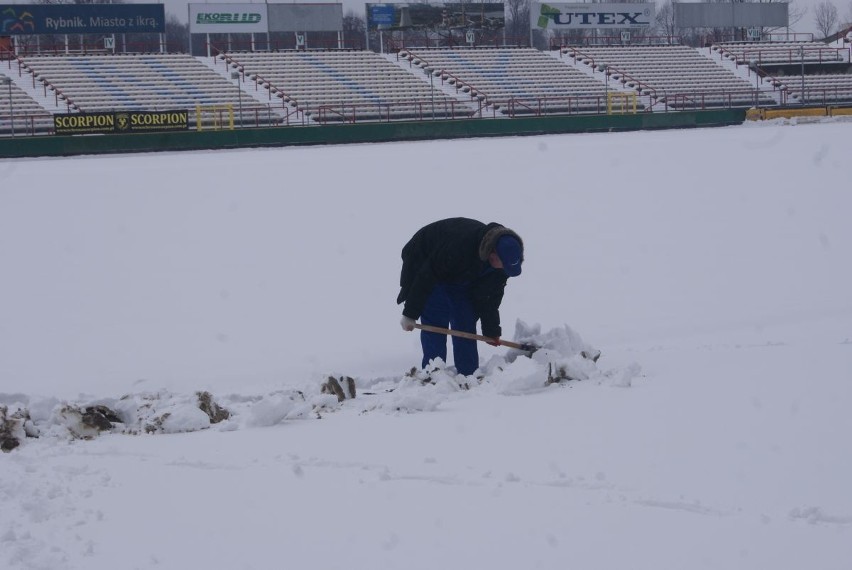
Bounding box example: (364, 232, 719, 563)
(384, 53, 497, 119)
(699, 46, 784, 106)
(0, 68, 55, 135)
(199, 56, 296, 126)
(545, 50, 648, 110)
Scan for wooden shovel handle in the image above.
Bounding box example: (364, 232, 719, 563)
(413, 323, 531, 351)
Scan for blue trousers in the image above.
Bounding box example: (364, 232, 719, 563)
(420, 283, 479, 376)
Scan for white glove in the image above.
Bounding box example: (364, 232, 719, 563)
(400, 316, 416, 331)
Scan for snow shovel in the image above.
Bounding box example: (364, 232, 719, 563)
(412, 324, 601, 362)
(413, 323, 539, 354)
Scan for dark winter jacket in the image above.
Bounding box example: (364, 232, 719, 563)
(396, 218, 523, 338)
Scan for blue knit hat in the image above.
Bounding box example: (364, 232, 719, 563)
(496, 235, 523, 277)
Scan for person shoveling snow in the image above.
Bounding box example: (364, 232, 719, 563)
(397, 217, 525, 377)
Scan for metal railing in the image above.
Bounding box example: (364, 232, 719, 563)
(0, 112, 54, 136)
(659, 89, 774, 111)
(560, 45, 658, 107)
(387, 35, 531, 51)
(506, 94, 609, 117)
(207, 38, 365, 54)
(397, 49, 495, 116)
(714, 45, 851, 67)
(7, 41, 184, 57)
(550, 36, 682, 49)
(212, 49, 307, 125)
(776, 85, 852, 106)
(315, 99, 475, 124)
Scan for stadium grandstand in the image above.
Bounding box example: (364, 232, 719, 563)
(395, 47, 627, 116)
(215, 50, 478, 123)
(559, 44, 778, 110)
(16, 54, 285, 128)
(1, 1, 851, 138)
(710, 41, 852, 105)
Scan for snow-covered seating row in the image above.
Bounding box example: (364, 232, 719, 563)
(0, 72, 54, 135)
(562, 45, 775, 109)
(768, 72, 852, 104)
(712, 41, 846, 66)
(220, 50, 476, 122)
(397, 47, 614, 115)
(18, 53, 281, 126)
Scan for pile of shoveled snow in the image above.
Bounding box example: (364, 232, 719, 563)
(0, 322, 640, 451)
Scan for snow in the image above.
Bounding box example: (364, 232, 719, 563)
(1, 120, 851, 569)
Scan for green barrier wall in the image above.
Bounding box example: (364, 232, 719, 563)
(0, 109, 746, 159)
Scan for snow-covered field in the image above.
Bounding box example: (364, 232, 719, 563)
(1, 120, 851, 569)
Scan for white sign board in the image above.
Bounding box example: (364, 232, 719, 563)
(533, 2, 655, 29)
(104, 36, 115, 50)
(465, 30, 476, 44)
(189, 4, 269, 34)
(268, 4, 344, 33)
(674, 3, 787, 28)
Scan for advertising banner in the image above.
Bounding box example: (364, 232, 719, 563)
(189, 4, 268, 34)
(267, 4, 343, 33)
(116, 110, 190, 133)
(54, 112, 116, 135)
(54, 110, 189, 136)
(366, 3, 504, 31)
(532, 3, 655, 30)
(0, 4, 165, 35)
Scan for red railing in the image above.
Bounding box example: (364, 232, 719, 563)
(228, 105, 296, 128)
(660, 89, 772, 111)
(704, 32, 815, 44)
(437, 69, 491, 109)
(397, 49, 493, 112)
(712, 43, 850, 67)
(550, 36, 682, 49)
(386, 35, 531, 51)
(8, 41, 185, 56)
(208, 38, 365, 54)
(506, 94, 614, 117)
(753, 32, 815, 43)
(560, 45, 658, 103)
(7, 50, 73, 110)
(756, 68, 793, 105)
(761, 76, 852, 106)
(794, 87, 852, 106)
(740, 46, 849, 66)
(212, 49, 306, 124)
(7, 53, 77, 111)
(315, 99, 476, 124)
(31, 70, 77, 111)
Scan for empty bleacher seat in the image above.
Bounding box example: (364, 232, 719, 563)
(562, 45, 776, 110)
